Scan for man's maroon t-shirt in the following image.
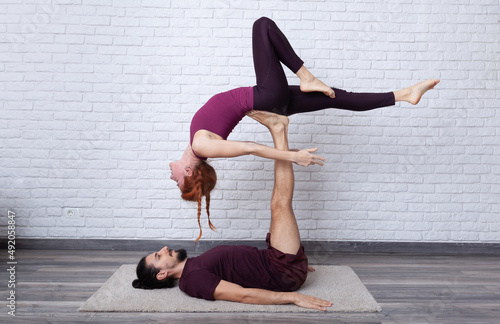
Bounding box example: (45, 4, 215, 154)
(178, 235, 308, 301)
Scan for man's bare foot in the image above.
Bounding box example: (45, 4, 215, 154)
(300, 77, 336, 99)
(395, 79, 440, 105)
(246, 110, 289, 132)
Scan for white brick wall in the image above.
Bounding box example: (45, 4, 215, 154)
(1, 0, 499, 243)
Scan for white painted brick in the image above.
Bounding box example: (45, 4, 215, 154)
(29, 217, 56, 227)
(19, 227, 49, 238)
(451, 231, 480, 242)
(1, 1, 498, 243)
(114, 217, 144, 228)
(48, 227, 78, 237)
(77, 227, 107, 238)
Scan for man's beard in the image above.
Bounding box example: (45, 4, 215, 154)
(175, 249, 188, 262)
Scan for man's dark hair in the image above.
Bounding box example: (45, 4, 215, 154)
(132, 256, 175, 290)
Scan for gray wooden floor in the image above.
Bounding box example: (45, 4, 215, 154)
(1, 249, 499, 324)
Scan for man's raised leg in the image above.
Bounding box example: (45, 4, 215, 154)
(248, 110, 301, 254)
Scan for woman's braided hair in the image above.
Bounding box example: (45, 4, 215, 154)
(180, 160, 217, 241)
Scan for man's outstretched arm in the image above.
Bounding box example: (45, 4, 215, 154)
(213, 280, 333, 311)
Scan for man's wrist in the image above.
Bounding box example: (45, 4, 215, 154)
(287, 291, 298, 304)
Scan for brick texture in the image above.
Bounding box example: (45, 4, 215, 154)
(1, 0, 499, 243)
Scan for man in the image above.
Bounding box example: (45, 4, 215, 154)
(133, 111, 332, 311)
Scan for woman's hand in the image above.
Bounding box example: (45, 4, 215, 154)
(293, 148, 326, 167)
(292, 292, 333, 311)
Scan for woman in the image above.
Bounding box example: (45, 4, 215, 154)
(170, 17, 439, 240)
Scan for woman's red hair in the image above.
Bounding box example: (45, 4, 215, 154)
(180, 160, 217, 242)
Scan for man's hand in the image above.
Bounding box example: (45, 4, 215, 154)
(292, 292, 333, 311)
(293, 148, 326, 167)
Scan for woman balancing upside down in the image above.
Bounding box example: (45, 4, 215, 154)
(169, 17, 440, 241)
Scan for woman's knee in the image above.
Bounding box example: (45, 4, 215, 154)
(254, 16, 272, 26)
(253, 16, 274, 32)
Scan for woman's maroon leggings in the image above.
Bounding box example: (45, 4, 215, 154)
(252, 17, 395, 115)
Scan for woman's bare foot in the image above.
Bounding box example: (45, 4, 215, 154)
(300, 77, 336, 99)
(296, 65, 335, 99)
(246, 110, 289, 132)
(395, 79, 440, 105)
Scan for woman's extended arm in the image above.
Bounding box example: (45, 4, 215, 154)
(192, 135, 325, 167)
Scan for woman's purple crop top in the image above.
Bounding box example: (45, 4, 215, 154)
(190, 87, 254, 160)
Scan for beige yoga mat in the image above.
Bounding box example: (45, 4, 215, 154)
(79, 264, 382, 313)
